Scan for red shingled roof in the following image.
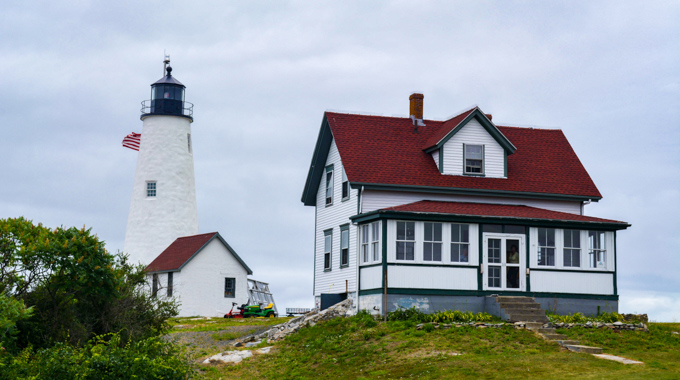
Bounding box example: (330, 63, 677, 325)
(382, 200, 627, 225)
(326, 110, 602, 199)
(146, 232, 216, 272)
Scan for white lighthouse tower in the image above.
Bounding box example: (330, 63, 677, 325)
(124, 58, 199, 265)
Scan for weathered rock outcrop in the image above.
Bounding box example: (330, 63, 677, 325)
(233, 298, 353, 346)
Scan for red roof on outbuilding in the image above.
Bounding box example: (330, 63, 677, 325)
(325, 110, 602, 199)
(146, 232, 253, 274)
(382, 200, 627, 225)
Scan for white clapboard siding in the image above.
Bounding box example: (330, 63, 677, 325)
(388, 266, 478, 290)
(362, 190, 581, 215)
(314, 139, 359, 296)
(530, 271, 614, 295)
(432, 149, 440, 171)
(441, 119, 505, 178)
(360, 266, 383, 290)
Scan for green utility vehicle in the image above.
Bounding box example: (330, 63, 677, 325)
(243, 303, 277, 318)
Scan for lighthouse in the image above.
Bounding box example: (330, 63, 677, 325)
(123, 58, 199, 265)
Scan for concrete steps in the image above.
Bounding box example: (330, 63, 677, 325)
(495, 296, 549, 323)
(532, 324, 604, 356)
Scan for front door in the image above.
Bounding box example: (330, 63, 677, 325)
(483, 234, 525, 291)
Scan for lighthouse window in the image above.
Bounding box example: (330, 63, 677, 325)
(146, 181, 157, 197)
(187, 133, 192, 153)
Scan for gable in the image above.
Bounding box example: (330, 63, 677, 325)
(301, 115, 333, 206)
(440, 118, 506, 178)
(146, 232, 253, 274)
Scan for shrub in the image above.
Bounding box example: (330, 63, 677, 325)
(387, 307, 496, 323)
(1, 332, 193, 380)
(0, 293, 33, 353)
(546, 311, 625, 324)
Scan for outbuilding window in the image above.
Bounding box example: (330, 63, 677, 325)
(167, 272, 173, 297)
(152, 273, 158, 297)
(224, 278, 235, 298)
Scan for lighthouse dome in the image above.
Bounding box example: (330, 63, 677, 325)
(141, 65, 193, 121)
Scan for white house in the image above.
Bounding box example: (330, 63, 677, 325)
(301, 93, 630, 316)
(146, 232, 252, 317)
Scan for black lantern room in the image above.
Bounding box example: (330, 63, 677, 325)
(141, 65, 193, 121)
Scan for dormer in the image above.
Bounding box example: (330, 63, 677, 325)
(423, 107, 516, 178)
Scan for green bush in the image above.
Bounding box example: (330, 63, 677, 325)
(546, 311, 626, 324)
(0, 293, 33, 353)
(387, 307, 496, 323)
(1, 332, 193, 380)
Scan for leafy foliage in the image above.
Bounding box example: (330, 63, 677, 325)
(0, 293, 33, 352)
(546, 311, 640, 324)
(1, 332, 193, 380)
(0, 217, 177, 349)
(387, 307, 497, 323)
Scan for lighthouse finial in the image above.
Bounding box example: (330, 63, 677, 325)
(163, 51, 170, 76)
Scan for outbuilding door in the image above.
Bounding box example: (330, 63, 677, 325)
(482, 234, 525, 291)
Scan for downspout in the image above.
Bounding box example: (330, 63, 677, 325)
(581, 199, 592, 215)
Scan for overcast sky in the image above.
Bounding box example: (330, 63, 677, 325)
(1, 1, 678, 321)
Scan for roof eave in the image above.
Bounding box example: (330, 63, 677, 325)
(350, 210, 630, 230)
(301, 114, 333, 206)
(350, 182, 602, 203)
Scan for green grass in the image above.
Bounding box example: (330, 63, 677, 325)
(193, 313, 680, 379)
(169, 316, 292, 333)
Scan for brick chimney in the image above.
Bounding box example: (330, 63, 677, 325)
(409, 93, 424, 120)
(485, 113, 493, 121)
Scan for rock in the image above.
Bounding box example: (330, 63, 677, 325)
(244, 341, 261, 348)
(203, 350, 252, 364)
(255, 346, 273, 355)
(613, 321, 623, 326)
(672, 331, 679, 335)
(416, 324, 424, 330)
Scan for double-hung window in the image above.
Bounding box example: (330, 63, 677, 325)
(361, 224, 370, 263)
(371, 222, 380, 261)
(537, 228, 555, 266)
(396, 221, 415, 260)
(324, 230, 332, 270)
(563, 230, 581, 267)
(588, 231, 606, 268)
(464, 144, 484, 174)
(224, 277, 235, 298)
(451, 224, 470, 263)
(325, 166, 334, 205)
(423, 223, 442, 261)
(341, 168, 349, 200)
(340, 225, 349, 267)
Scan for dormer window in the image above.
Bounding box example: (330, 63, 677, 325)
(464, 144, 484, 174)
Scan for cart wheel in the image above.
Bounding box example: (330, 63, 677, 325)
(266, 312, 275, 318)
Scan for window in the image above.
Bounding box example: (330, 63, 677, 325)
(187, 133, 192, 153)
(325, 166, 334, 205)
(361, 222, 380, 263)
(146, 181, 157, 197)
(537, 228, 555, 266)
(464, 144, 484, 174)
(324, 230, 332, 270)
(371, 222, 380, 261)
(563, 230, 581, 268)
(588, 231, 606, 268)
(423, 223, 442, 261)
(167, 272, 173, 297)
(340, 226, 349, 267)
(451, 224, 470, 263)
(224, 277, 235, 298)
(341, 168, 349, 200)
(151, 273, 158, 297)
(361, 224, 370, 263)
(396, 221, 415, 260)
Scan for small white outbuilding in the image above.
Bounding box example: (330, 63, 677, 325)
(146, 232, 252, 317)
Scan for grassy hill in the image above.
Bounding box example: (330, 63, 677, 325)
(174, 315, 680, 379)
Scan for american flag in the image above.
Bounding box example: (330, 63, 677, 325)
(122, 132, 141, 151)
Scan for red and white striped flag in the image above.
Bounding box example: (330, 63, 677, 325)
(122, 132, 141, 151)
